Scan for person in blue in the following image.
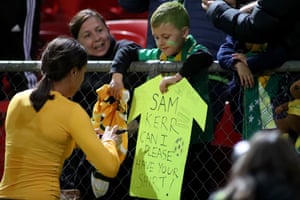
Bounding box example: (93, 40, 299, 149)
(216, 0, 288, 135)
(109, 2, 216, 198)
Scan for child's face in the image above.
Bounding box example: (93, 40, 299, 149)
(151, 23, 189, 57)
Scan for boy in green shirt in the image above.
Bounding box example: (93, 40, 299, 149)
(110, 1, 213, 143)
(109, 1, 214, 198)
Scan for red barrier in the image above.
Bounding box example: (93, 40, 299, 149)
(0, 100, 9, 180)
(211, 101, 242, 148)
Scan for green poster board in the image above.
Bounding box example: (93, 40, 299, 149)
(128, 75, 208, 200)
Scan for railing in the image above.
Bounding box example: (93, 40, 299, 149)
(0, 60, 299, 72)
(0, 60, 299, 199)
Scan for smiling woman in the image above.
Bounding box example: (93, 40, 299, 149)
(68, 9, 144, 115)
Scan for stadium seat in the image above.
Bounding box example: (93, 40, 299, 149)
(107, 19, 148, 48)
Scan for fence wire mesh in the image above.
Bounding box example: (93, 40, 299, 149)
(0, 61, 300, 200)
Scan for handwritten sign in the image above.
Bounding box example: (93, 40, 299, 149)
(129, 75, 207, 200)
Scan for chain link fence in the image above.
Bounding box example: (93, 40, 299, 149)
(0, 60, 300, 199)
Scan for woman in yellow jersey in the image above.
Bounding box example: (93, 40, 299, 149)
(0, 37, 121, 200)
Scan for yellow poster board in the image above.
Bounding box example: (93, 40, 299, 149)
(129, 75, 208, 200)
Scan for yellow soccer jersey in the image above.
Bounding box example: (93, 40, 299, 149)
(0, 90, 120, 200)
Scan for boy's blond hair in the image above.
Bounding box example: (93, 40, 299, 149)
(150, 1, 190, 30)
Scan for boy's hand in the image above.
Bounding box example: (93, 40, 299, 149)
(109, 73, 124, 100)
(159, 73, 182, 93)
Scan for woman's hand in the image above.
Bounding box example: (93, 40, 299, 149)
(101, 125, 121, 146)
(109, 73, 124, 100)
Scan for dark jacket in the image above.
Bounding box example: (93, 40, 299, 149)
(207, 0, 300, 60)
(118, 0, 226, 59)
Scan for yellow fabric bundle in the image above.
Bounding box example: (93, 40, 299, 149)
(91, 84, 129, 163)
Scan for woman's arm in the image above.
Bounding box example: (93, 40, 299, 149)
(69, 105, 121, 178)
